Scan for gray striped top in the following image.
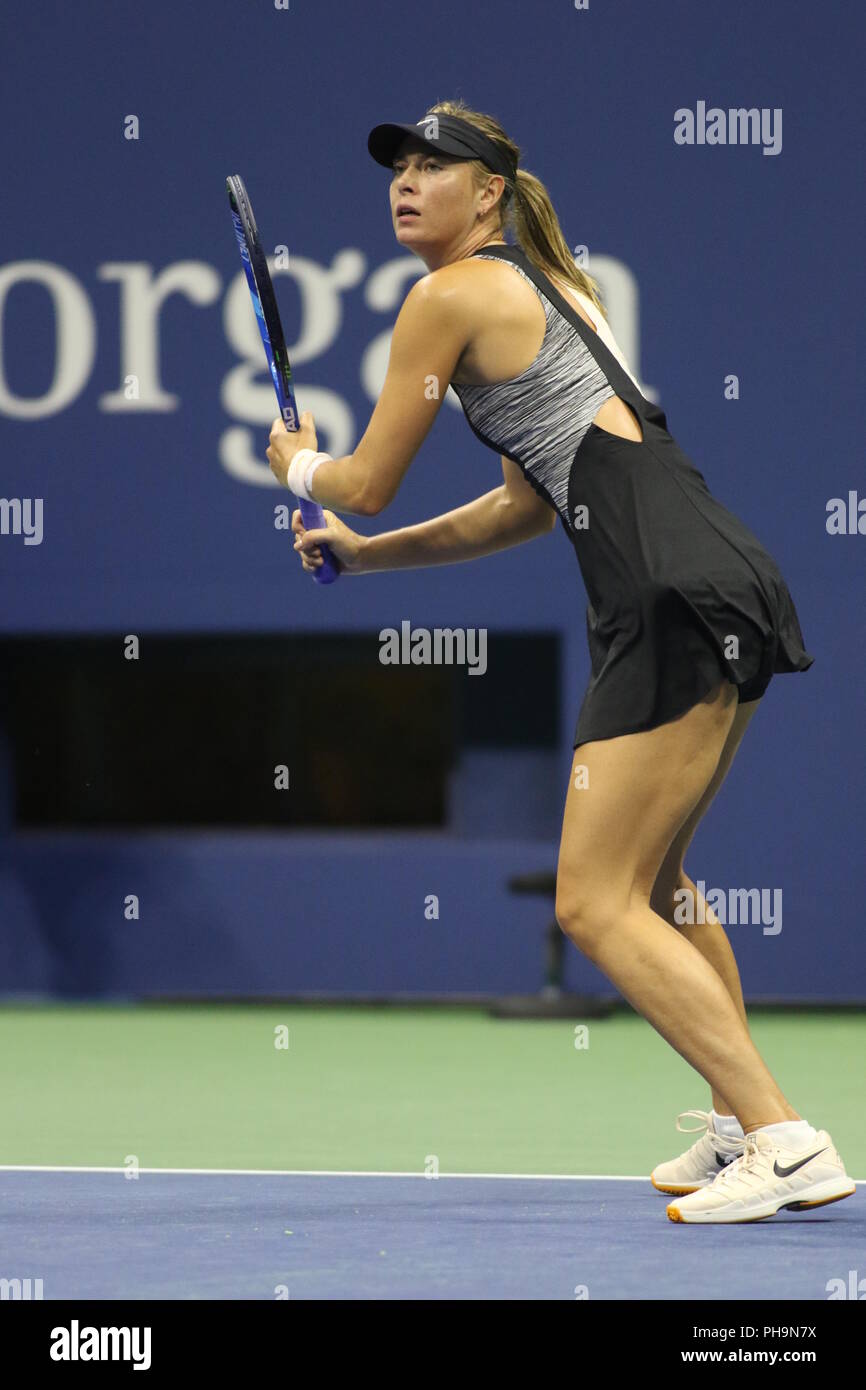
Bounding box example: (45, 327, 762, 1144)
(450, 256, 616, 522)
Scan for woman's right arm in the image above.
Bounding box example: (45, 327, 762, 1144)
(294, 456, 557, 576)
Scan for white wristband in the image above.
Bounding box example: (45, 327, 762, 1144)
(287, 448, 332, 501)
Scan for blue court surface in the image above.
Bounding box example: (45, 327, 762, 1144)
(2, 1170, 862, 1300)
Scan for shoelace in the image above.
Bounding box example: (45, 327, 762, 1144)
(675, 1109, 715, 1135)
(720, 1132, 763, 1177)
(710, 1132, 784, 1193)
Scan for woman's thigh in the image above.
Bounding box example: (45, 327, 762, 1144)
(555, 680, 740, 930)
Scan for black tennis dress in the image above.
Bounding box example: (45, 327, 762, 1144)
(450, 243, 814, 750)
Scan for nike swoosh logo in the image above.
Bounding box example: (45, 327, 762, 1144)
(773, 1147, 829, 1177)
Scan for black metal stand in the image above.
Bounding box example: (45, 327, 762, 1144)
(489, 870, 615, 1019)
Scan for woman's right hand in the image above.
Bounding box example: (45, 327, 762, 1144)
(292, 508, 367, 577)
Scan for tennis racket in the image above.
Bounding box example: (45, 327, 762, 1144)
(226, 174, 339, 584)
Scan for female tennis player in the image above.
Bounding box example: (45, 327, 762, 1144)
(266, 99, 854, 1224)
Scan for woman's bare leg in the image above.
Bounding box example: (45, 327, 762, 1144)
(648, 698, 799, 1121)
(556, 680, 798, 1132)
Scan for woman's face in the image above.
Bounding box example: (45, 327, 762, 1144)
(389, 136, 477, 254)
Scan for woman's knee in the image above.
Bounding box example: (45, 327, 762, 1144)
(555, 884, 623, 957)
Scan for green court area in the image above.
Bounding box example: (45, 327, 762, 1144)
(2, 1005, 863, 1177)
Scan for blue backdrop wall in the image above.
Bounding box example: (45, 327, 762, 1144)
(1, 0, 864, 999)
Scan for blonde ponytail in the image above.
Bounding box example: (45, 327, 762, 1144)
(426, 98, 609, 321)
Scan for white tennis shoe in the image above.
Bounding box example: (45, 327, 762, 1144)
(650, 1109, 745, 1195)
(666, 1127, 856, 1224)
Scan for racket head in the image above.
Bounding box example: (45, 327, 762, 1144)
(226, 174, 297, 427)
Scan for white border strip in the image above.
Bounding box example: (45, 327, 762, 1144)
(0, 1165, 644, 1180)
(0, 1164, 862, 1183)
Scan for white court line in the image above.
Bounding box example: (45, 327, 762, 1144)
(0, 1165, 645, 1180)
(0, 1165, 863, 1183)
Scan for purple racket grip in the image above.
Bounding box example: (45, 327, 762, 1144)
(296, 495, 340, 584)
(270, 413, 339, 586)
(271, 412, 339, 585)
(276, 411, 339, 584)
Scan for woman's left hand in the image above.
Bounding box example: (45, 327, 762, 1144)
(266, 411, 318, 487)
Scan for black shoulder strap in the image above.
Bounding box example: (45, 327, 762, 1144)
(470, 243, 667, 432)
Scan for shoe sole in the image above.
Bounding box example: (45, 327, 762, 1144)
(666, 1180, 857, 1224)
(651, 1145, 745, 1196)
(651, 1176, 705, 1195)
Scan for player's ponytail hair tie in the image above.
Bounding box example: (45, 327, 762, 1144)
(287, 447, 332, 501)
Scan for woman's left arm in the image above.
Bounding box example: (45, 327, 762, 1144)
(267, 269, 471, 516)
